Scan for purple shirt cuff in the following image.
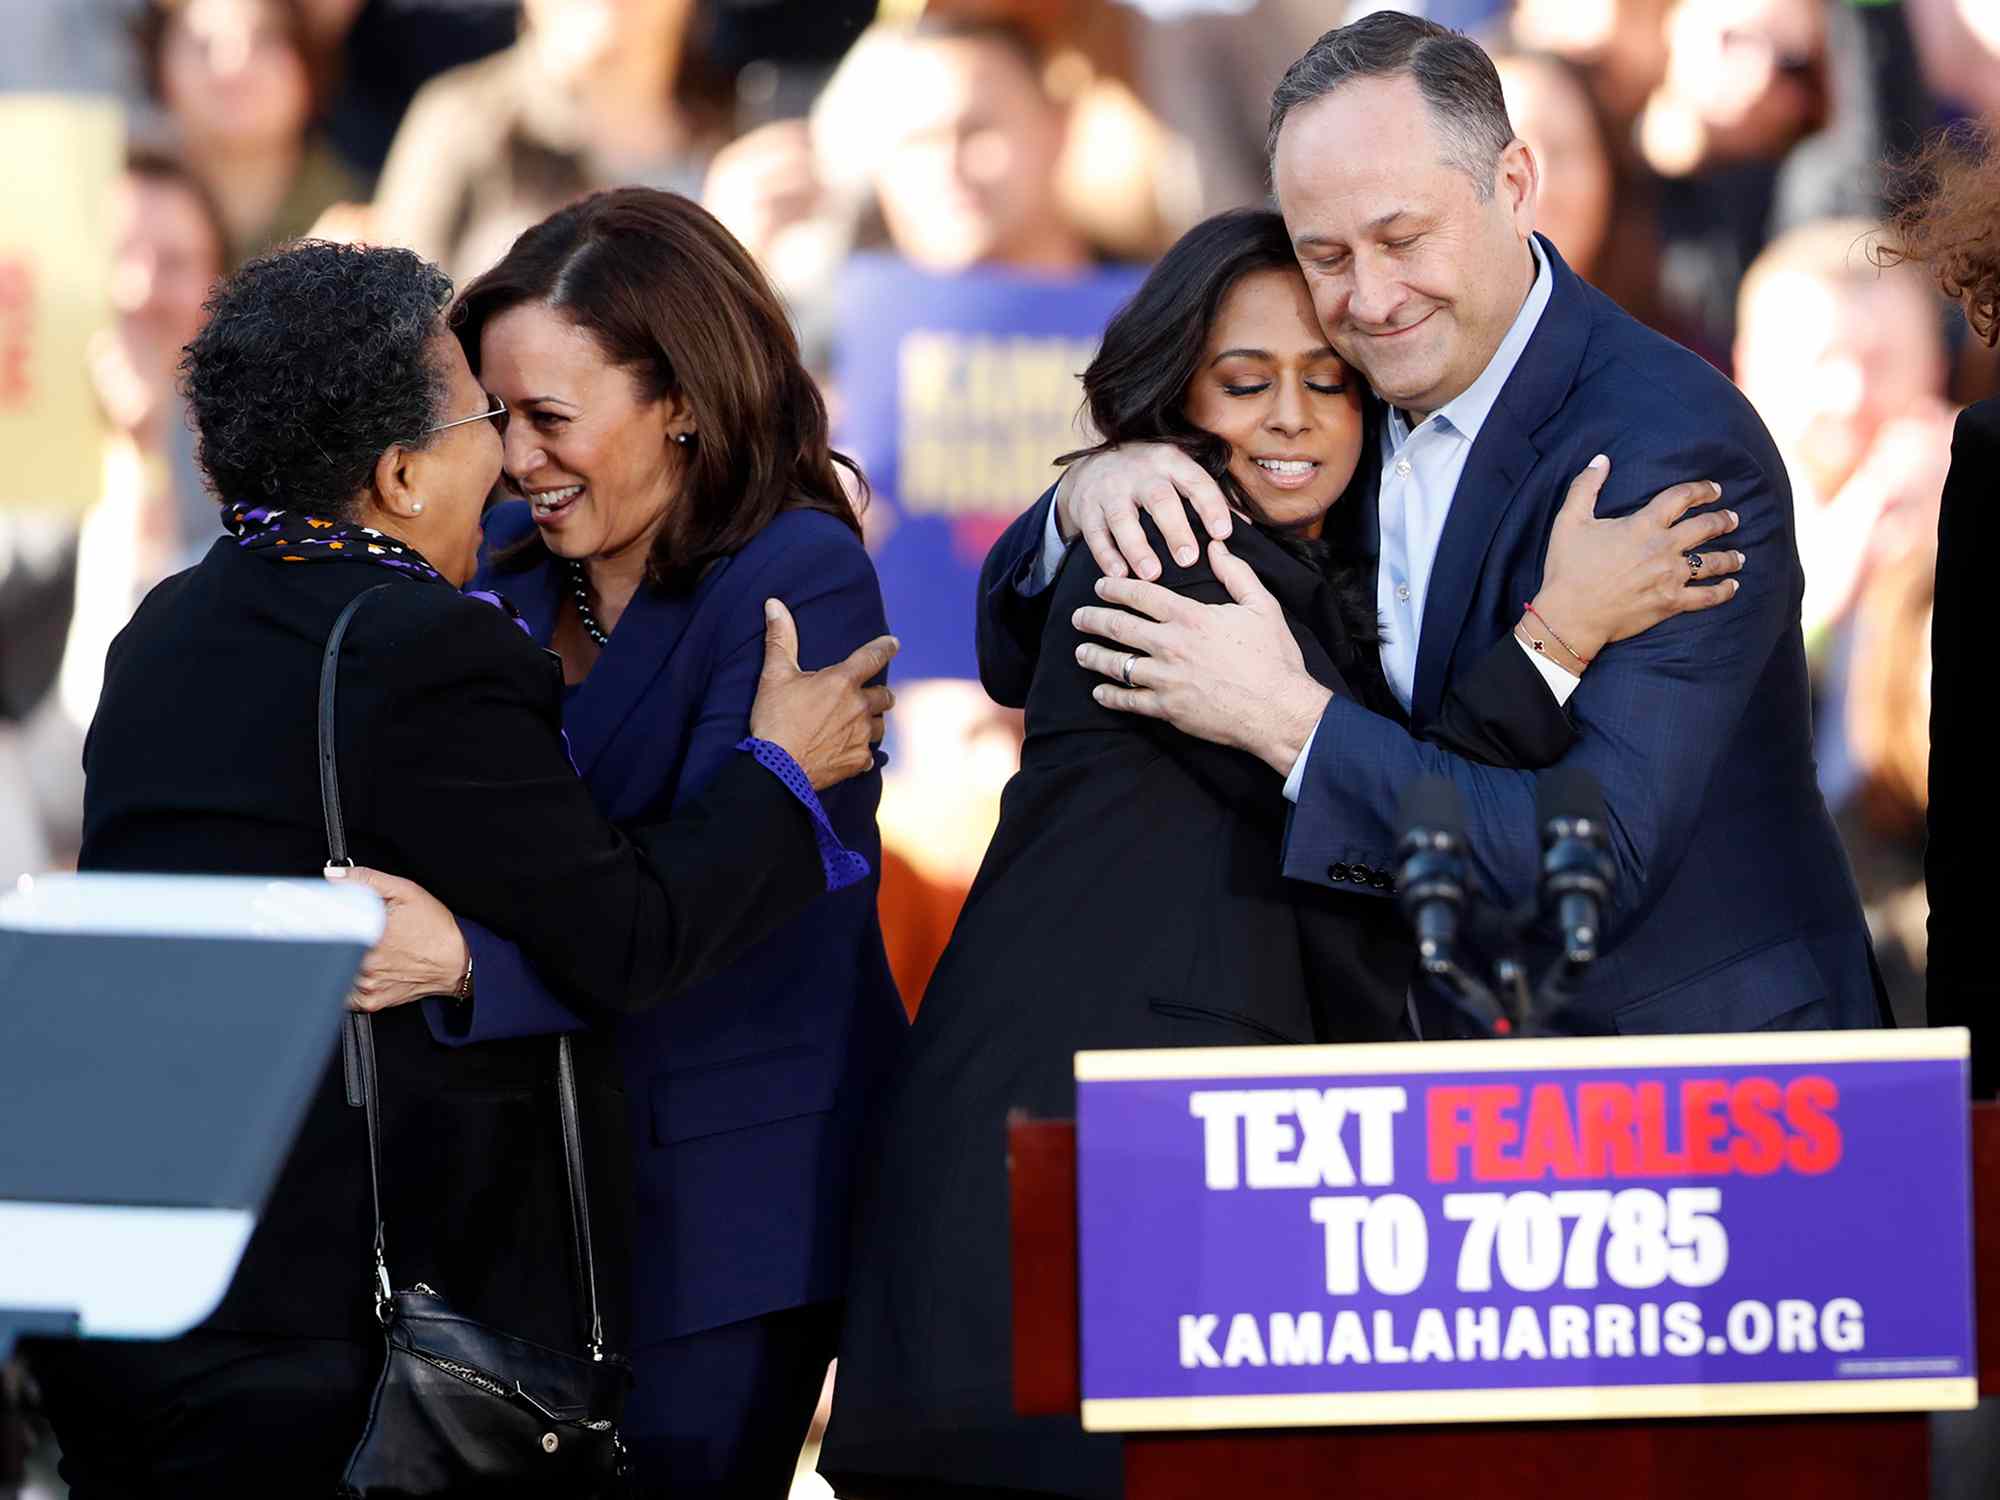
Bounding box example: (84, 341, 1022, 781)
(736, 736, 871, 893)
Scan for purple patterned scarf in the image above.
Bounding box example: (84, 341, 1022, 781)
(220, 500, 455, 583)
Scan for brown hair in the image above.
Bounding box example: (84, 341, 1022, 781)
(1883, 120, 2000, 346)
(135, 0, 338, 118)
(124, 144, 230, 273)
(453, 188, 865, 589)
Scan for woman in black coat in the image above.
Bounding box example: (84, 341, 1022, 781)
(29, 241, 895, 1495)
(1931, 392, 1999, 1095)
(1884, 122, 2000, 1097)
(821, 210, 1745, 1500)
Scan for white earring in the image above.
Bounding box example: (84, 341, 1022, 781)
(675, 432, 692, 446)
(412, 502, 424, 514)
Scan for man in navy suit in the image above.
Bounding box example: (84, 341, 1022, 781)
(979, 11, 1883, 1034)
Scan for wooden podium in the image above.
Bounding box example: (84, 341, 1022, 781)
(1007, 1104, 2000, 1499)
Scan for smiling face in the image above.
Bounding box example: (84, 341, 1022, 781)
(478, 299, 692, 565)
(161, 0, 311, 152)
(1735, 269, 1945, 503)
(1181, 268, 1366, 538)
(1274, 73, 1539, 419)
(1662, 0, 1825, 156)
(873, 33, 1073, 273)
(109, 171, 223, 367)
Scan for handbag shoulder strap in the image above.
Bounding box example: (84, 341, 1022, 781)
(319, 584, 392, 871)
(318, 581, 607, 1355)
(556, 1034, 606, 1359)
(320, 582, 397, 1315)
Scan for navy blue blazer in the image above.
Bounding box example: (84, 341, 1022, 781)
(980, 236, 1881, 1035)
(426, 501, 907, 1346)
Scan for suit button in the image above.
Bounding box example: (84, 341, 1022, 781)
(1373, 872, 1392, 890)
(1329, 863, 1350, 882)
(1351, 863, 1373, 882)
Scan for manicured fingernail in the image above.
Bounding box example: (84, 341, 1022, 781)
(1175, 546, 1197, 566)
(1074, 644, 1088, 664)
(1735, 551, 1745, 566)
(325, 866, 346, 879)
(1094, 578, 1110, 598)
(1072, 608, 1086, 627)
(763, 598, 780, 620)
(1209, 515, 1232, 537)
(1092, 685, 1109, 704)
(1139, 561, 1160, 580)
(1588, 453, 1608, 470)
(1710, 482, 1723, 499)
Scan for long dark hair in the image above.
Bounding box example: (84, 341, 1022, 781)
(1061, 208, 1380, 646)
(453, 188, 865, 588)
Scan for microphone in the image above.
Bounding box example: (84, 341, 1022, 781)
(1537, 768, 1615, 964)
(1396, 776, 1469, 974)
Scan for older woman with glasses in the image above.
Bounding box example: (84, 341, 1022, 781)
(30, 237, 896, 1495)
(338, 187, 910, 1497)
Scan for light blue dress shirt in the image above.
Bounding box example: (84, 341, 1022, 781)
(1281, 241, 1573, 801)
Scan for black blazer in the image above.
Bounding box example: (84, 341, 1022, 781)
(822, 514, 1573, 1498)
(1928, 395, 2000, 1097)
(78, 537, 827, 1349)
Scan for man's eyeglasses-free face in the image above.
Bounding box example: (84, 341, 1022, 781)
(424, 391, 509, 438)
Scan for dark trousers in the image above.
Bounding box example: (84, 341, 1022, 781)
(27, 1329, 377, 1498)
(624, 1299, 840, 1499)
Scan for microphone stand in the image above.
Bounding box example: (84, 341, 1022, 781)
(1430, 900, 1598, 1040)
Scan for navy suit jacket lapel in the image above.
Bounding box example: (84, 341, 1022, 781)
(473, 502, 705, 786)
(1409, 235, 1592, 727)
(561, 577, 703, 783)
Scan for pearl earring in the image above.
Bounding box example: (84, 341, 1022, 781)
(675, 432, 692, 446)
(412, 502, 424, 514)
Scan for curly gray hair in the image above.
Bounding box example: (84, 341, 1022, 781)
(180, 240, 454, 517)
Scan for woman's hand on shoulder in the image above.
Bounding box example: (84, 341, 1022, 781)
(325, 865, 469, 1013)
(1524, 456, 1744, 673)
(749, 598, 899, 790)
(1057, 444, 1234, 582)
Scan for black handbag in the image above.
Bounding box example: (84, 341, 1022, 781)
(318, 585, 632, 1498)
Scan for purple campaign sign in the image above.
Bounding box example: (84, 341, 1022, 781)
(833, 253, 1146, 684)
(1074, 1031, 1975, 1430)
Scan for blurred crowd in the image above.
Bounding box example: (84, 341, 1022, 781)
(5, 0, 1993, 1029)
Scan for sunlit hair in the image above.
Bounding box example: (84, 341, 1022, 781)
(453, 188, 866, 590)
(1267, 12, 1515, 200)
(1880, 120, 2000, 347)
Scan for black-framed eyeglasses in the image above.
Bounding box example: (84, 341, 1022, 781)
(425, 391, 509, 438)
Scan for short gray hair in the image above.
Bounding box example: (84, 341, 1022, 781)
(1266, 11, 1516, 201)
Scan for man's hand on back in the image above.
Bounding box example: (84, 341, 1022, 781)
(1056, 444, 1236, 580)
(1070, 540, 1332, 776)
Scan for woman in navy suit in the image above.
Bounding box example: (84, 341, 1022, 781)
(350, 189, 907, 1496)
